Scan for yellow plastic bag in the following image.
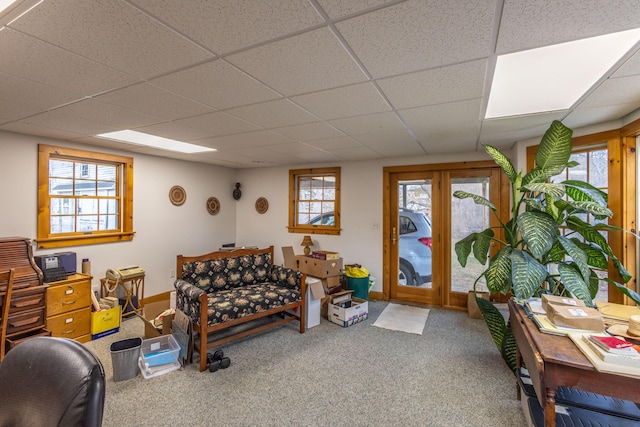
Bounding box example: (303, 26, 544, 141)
(345, 264, 369, 278)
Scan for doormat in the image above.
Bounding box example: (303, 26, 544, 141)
(373, 303, 430, 335)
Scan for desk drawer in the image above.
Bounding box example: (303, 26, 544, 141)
(6, 307, 45, 336)
(46, 282, 91, 316)
(2, 285, 47, 315)
(46, 307, 91, 339)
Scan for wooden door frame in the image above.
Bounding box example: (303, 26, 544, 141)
(378, 160, 507, 306)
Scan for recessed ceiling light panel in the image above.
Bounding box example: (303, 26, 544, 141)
(486, 28, 640, 119)
(96, 130, 216, 154)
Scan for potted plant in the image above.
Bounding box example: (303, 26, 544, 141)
(454, 120, 634, 372)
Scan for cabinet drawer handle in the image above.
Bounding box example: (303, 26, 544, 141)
(10, 317, 39, 327)
(62, 328, 77, 335)
(13, 296, 43, 308)
(61, 299, 77, 305)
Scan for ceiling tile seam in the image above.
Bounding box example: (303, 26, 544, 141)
(476, 0, 504, 152)
(309, 0, 410, 26)
(306, 0, 428, 156)
(0, 0, 42, 27)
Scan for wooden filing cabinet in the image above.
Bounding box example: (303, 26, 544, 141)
(46, 273, 92, 343)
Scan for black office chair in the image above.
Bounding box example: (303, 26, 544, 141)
(0, 337, 106, 427)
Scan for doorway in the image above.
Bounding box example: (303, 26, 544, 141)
(383, 161, 506, 309)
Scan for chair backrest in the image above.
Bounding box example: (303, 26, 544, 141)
(0, 336, 106, 427)
(0, 268, 15, 362)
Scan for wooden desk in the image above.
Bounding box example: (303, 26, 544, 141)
(509, 299, 640, 426)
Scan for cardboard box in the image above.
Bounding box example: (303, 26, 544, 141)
(91, 306, 121, 339)
(137, 299, 174, 338)
(328, 291, 368, 327)
(282, 246, 343, 278)
(321, 275, 341, 289)
(285, 277, 325, 329)
(312, 250, 340, 260)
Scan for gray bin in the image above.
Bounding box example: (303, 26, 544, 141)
(109, 337, 142, 382)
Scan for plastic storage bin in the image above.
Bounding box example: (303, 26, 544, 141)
(109, 337, 142, 382)
(346, 276, 370, 300)
(141, 334, 180, 367)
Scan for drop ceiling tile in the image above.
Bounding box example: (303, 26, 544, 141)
(273, 122, 344, 141)
(151, 60, 280, 110)
(0, 72, 82, 112)
(291, 82, 390, 120)
(19, 111, 121, 136)
(226, 99, 319, 129)
(413, 124, 480, 154)
(0, 122, 86, 140)
(329, 111, 405, 134)
(95, 83, 215, 121)
(399, 99, 482, 131)
(131, 0, 324, 54)
(46, 99, 161, 129)
(316, 0, 391, 19)
(173, 111, 261, 137)
(232, 145, 307, 164)
(612, 50, 640, 78)
(196, 130, 294, 151)
(564, 103, 640, 129)
(354, 130, 425, 156)
(496, 0, 640, 54)
(579, 75, 640, 108)
(479, 112, 566, 148)
(134, 121, 221, 142)
(0, 28, 138, 96)
(265, 142, 324, 155)
(336, 0, 496, 78)
(227, 27, 368, 96)
(378, 59, 487, 110)
(332, 146, 384, 161)
(10, 0, 212, 78)
(303, 136, 364, 151)
(295, 150, 345, 163)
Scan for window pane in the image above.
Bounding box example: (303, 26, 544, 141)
(50, 160, 73, 178)
(51, 216, 75, 233)
(568, 153, 587, 181)
(76, 162, 96, 179)
(97, 164, 116, 180)
(100, 215, 119, 230)
(49, 178, 73, 195)
(78, 215, 98, 232)
(97, 181, 116, 196)
(589, 149, 608, 188)
(75, 179, 96, 196)
(51, 198, 75, 215)
(77, 198, 98, 215)
(99, 199, 118, 214)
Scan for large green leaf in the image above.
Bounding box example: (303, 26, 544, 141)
(588, 270, 600, 300)
(522, 167, 555, 186)
(567, 201, 612, 218)
(484, 144, 517, 183)
(516, 211, 558, 259)
(522, 182, 566, 199)
(472, 228, 495, 265)
(510, 249, 547, 300)
(566, 216, 612, 256)
(558, 235, 590, 282)
(573, 240, 608, 270)
(453, 190, 496, 210)
(535, 120, 573, 174)
(476, 297, 507, 351)
(606, 278, 640, 306)
(455, 233, 475, 267)
(485, 247, 512, 294)
(558, 263, 592, 306)
(564, 180, 608, 205)
(501, 325, 518, 374)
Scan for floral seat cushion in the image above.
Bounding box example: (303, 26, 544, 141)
(206, 283, 301, 326)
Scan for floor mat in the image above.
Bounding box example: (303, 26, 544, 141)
(373, 303, 430, 335)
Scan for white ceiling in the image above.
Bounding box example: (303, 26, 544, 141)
(2, 0, 640, 169)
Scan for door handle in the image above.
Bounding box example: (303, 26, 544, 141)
(392, 226, 397, 244)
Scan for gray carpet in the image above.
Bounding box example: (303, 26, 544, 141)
(84, 301, 526, 427)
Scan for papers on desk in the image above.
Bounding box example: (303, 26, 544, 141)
(532, 314, 604, 336)
(595, 301, 640, 322)
(569, 333, 640, 377)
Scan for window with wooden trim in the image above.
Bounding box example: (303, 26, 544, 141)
(37, 144, 134, 249)
(288, 167, 340, 235)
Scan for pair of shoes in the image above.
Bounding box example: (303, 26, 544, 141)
(207, 349, 231, 372)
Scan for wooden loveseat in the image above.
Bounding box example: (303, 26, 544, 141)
(174, 246, 306, 371)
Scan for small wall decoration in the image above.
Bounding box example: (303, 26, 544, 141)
(255, 197, 269, 214)
(207, 197, 220, 215)
(169, 185, 186, 206)
(233, 183, 242, 200)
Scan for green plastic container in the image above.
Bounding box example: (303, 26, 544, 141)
(346, 276, 370, 300)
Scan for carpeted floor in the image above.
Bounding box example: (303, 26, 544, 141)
(84, 300, 526, 427)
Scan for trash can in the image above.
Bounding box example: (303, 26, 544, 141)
(346, 276, 370, 300)
(109, 337, 142, 382)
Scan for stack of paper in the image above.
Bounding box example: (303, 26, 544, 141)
(568, 333, 640, 377)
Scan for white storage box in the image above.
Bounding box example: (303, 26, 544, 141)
(141, 334, 180, 367)
(328, 292, 368, 327)
(138, 357, 180, 379)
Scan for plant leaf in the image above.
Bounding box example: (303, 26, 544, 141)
(564, 180, 608, 204)
(485, 247, 512, 294)
(573, 240, 608, 270)
(483, 144, 517, 183)
(606, 278, 640, 306)
(535, 120, 573, 174)
(476, 297, 506, 351)
(510, 249, 547, 300)
(501, 325, 518, 374)
(522, 167, 555, 186)
(567, 201, 612, 218)
(522, 182, 566, 199)
(588, 270, 600, 300)
(558, 263, 592, 306)
(558, 235, 590, 282)
(517, 211, 558, 259)
(523, 198, 544, 211)
(472, 228, 495, 265)
(455, 233, 475, 268)
(566, 216, 611, 255)
(453, 190, 496, 210)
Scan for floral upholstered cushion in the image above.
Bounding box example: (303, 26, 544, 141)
(181, 253, 271, 293)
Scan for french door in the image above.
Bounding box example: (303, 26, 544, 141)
(384, 162, 506, 309)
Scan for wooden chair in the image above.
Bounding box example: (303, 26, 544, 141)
(0, 269, 15, 362)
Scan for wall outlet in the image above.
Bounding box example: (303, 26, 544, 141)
(169, 268, 175, 278)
